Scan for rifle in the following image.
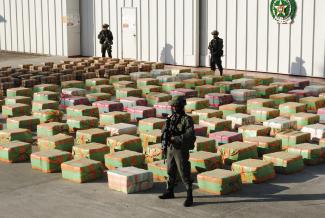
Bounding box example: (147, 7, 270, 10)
(161, 113, 172, 164)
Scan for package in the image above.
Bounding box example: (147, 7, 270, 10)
(32, 100, 59, 112)
(176, 72, 196, 81)
(0, 128, 32, 143)
(2, 103, 31, 117)
(299, 97, 325, 113)
(202, 75, 223, 85)
(153, 102, 172, 117)
(183, 78, 205, 89)
(226, 113, 255, 130)
(85, 78, 108, 87)
(192, 136, 216, 153)
(66, 105, 99, 118)
(192, 108, 223, 121)
(86, 93, 111, 103)
(238, 125, 270, 138)
(61, 80, 85, 89)
(288, 89, 312, 99)
(156, 75, 176, 83)
(139, 129, 162, 152)
(169, 88, 198, 98)
(76, 128, 110, 145)
(188, 114, 200, 124)
(270, 82, 295, 93)
(89, 85, 114, 94)
(275, 130, 310, 149)
(31, 149, 73, 173)
(288, 79, 310, 89)
(146, 92, 171, 107)
(269, 93, 297, 108)
(115, 88, 142, 100)
(301, 124, 325, 141)
(105, 150, 145, 170)
(151, 63, 164, 69)
(113, 81, 136, 90)
(304, 85, 325, 97)
(250, 107, 280, 123)
(247, 98, 275, 113)
(190, 151, 221, 173)
(185, 98, 209, 113)
(287, 143, 325, 165)
(161, 82, 185, 92)
(61, 88, 87, 97)
(230, 89, 256, 103)
(61, 158, 104, 183)
(5, 96, 31, 105)
(59, 96, 91, 111)
(209, 131, 243, 146)
(33, 91, 59, 101)
(192, 69, 215, 79)
(119, 97, 147, 111)
(218, 142, 258, 166)
(171, 68, 191, 76)
(195, 85, 220, 98)
(290, 112, 320, 130)
(232, 78, 256, 89)
(0, 141, 32, 163)
(107, 134, 142, 153)
(7, 116, 40, 131)
(231, 159, 275, 183)
(92, 101, 123, 113)
(244, 136, 282, 157)
(317, 107, 325, 123)
(33, 84, 59, 93)
(147, 160, 168, 181)
(145, 143, 163, 163)
(109, 75, 131, 84)
(104, 123, 138, 136)
(126, 106, 156, 122)
(263, 117, 297, 136)
(199, 118, 232, 133)
(37, 122, 69, 137)
(215, 81, 241, 94)
(263, 151, 304, 174)
(223, 72, 243, 81)
(193, 124, 207, 137)
(6, 87, 32, 97)
(139, 86, 161, 97)
(99, 112, 131, 126)
(38, 134, 74, 152)
(279, 102, 306, 117)
(67, 116, 99, 132)
(219, 104, 246, 119)
(204, 93, 233, 108)
(253, 85, 277, 98)
(150, 69, 171, 78)
(136, 78, 159, 88)
(138, 118, 165, 132)
(72, 143, 109, 162)
(129, 72, 150, 81)
(197, 169, 242, 195)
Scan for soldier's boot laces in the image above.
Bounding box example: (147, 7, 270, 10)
(158, 189, 175, 199)
(183, 189, 193, 207)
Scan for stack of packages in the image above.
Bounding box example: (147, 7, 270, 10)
(76, 128, 109, 144)
(169, 88, 197, 98)
(263, 117, 297, 136)
(192, 136, 216, 153)
(66, 116, 99, 132)
(197, 169, 242, 195)
(275, 130, 310, 150)
(192, 109, 223, 121)
(233, 78, 256, 89)
(60, 96, 91, 111)
(61, 158, 104, 183)
(34, 91, 59, 101)
(147, 160, 168, 181)
(231, 159, 275, 183)
(301, 124, 325, 141)
(126, 106, 156, 122)
(219, 104, 246, 119)
(199, 118, 232, 133)
(317, 108, 325, 123)
(138, 118, 165, 132)
(107, 134, 142, 153)
(287, 143, 325, 165)
(66, 105, 99, 118)
(238, 125, 271, 138)
(263, 151, 304, 174)
(161, 82, 184, 92)
(99, 112, 131, 126)
(153, 102, 172, 117)
(37, 122, 69, 137)
(209, 131, 243, 146)
(215, 81, 241, 94)
(5, 96, 31, 105)
(183, 78, 205, 89)
(0, 128, 33, 143)
(300, 97, 325, 113)
(61, 80, 85, 89)
(32, 101, 59, 112)
(270, 82, 295, 93)
(269, 93, 297, 108)
(129, 72, 150, 81)
(31, 149, 73, 173)
(119, 97, 147, 111)
(7, 116, 40, 131)
(109, 75, 131, 84)
(61, 88, 87, 96)
(86, 93, 111, 103)
(146, 92, 171, 107)
(304, 85, 325, 96)
(2, 103, 31, 117)
(89, 84, 114, 94)
(247, 98, 275, 113)
(204, 93, 233, 108)
(72, 143, 110, 162)
(279, 102, 306, 117)
(115, 88, 142, 100)
(223, 72, 243, 81)
(140, 130, 162, 152)
(104, 150, 145, 170)
(150, 69, 171, 78)
(140, 85, 161, 97)
(230, 89, 256, 103)
(104, 123, 137, 136)
(185, 98, 209, 113)
(107, 167, 153, 194)
(253, 85, 277, 98)
(189, 151, 221, 173)
(194, 124, 208, 137)
(290, 113, 320, 130)
(146, 143, 163, 163)
(226, 113, 255, 130)
(92, 101, 123, 113)
(38, 134, 74, 152)
(250, 107, 280, 123)
(244, 136, 282, 157)
(0, 141, 32, 163)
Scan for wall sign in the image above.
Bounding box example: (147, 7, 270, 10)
(270, 0, 297, 24)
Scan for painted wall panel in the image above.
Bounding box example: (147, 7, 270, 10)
(157, 0, 166, 63)
(149, 0, 158, 62)
(49, 0, 57, 55)
(236, 0, 247, 70)
(313, 0, 325, 77)
(55, 0, 63, 56)
(246, 0, 258, 71)
(22, 0, 30, 53)
(226, 0, 236, 69)
(0, 0, 6, 50)
(256, 0, 268, 72)
(29, 0, 37, 53)
(16, 0, 24, 52)
(10, 0, 18, 52)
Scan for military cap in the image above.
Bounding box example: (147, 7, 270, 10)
(102, 24, 109, 28)
(169, 95, 187, 107)
(211, 30, 219, 35)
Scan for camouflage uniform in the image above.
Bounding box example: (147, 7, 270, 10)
(208, 30, 224, 75)
(98, 26, 113, 58)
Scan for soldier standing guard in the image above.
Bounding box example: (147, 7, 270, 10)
(159, 96, 196, 207)
(208, 30, 224, 76)
(98, 24, 114, 58)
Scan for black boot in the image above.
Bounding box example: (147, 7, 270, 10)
(158, 189, 175, 199)
(183, 189, 193, 207)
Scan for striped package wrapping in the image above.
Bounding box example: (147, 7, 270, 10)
(301, 124, 325, 141)
(61, 88, 87, 97)
(156, 75, 176, 83)
(119, 97, 147, 111)
(7, 116, 40, 131)
(107, 134, 142, 153)
(76, 128, 110, 145)
(72, 143, 110, 163)
(287, 79, 310, 89)
(287, 143, 325, 165)
(107, 167, 153, 194)
(194, 124, 208, 137)
(161, 82, 185, 92)
(109, 75, 131, 84)
(202, 75, 223, 85)
(169, 88, 198, 98)
(32, 100, 59, 112)
(279, 102, 306, 117)
(115, 88, 142, 100)
(113, 81, 136, 90)
(185, 98, 209, 113)
(317, 108, 325, 123)
(105, 150, 145, 170)
(7, 87, 32, 97)
(31, 149, 73, 173)
(195, 85, 220, 98)
(218, 142, 258, 166)
(247, 98, 275, 113)
(150, 69, 172, 78)
(61, 158, 104, 183)
(171, 68, 191, 76)
(99, 112, 131, 126)
(192, 69, 215, 79)
(176, 73, 196, 81)
(304, 85, 325, 97)
(37, 122, 69, 137)
(86, 93, 111, 104)
(269, 93, 297, 108)
(2, 103, 31, 117)
(33, 84, 59, 93)
(5, 96, 32, 105)
(226, 113, 255, 130)
(263, 117, 297, 136)
(0, 141, 31, 163)
(66, 116, 99, 132)
(290, 113, 320, 130)
(188, 114, 200, 124)
(61, 80, 85, 89)
(153, 102, 172, 117)
(66, 105, 99, 118)
(250, 107, 280, 123)
(238, 125, 271, 138)
(126, 106, 156, 122)
(140, 130, 162, 152)
(85, 78, 108, 87)
(209, 131, 243, 146)
(215, 81, 241, 94)
(253, 85, 277, 98)
(92, 101, 123, 113)
(192, 108, 223, 121)
(275, 130, 310, 149)
(146, 143, 163, 163)
(0, 129, 32, 144)
(190, 151, 221, 173)
(288, 89, 313, 100)
(89, 85, 115, 94)
(129, 72, 150, 81)
(263, 151, 304, 174)
(33, 91, 59, 101)
(138, 118, 165, 132)
(223, 72, 243, 81)
(244, 136, 282, 157)
(231, 159, 275, 184)
(270, 82, 295, 93)
(231, 89, 256, 103)
(146, 92, 171, 107)
(38, 134, 74, 152)
(192, 136, 216, 153)
(197, 169, 242, 195)
(299, 97, 325, 113)
(147, 160, 168, 181)
(219, 103, 247, 119)
(183, 78, 205, 89)
(199, 118, 232, 133)
(136, 78, 159, 88)
(59, 96, 91, 111)
(104, 123, 137, 136)
(204, 93, 233, 108)
(232, 78, 256, 89)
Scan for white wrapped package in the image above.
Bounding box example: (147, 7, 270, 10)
(156, 75, 176, 83)
(61, 88, 86, 97)
(129, 72, 151, 81)
(232, 78, 256, 89)
(263, 117, 297, 136)
(104, 123, 138, 136)
(301, 124, 325, 141)
(176, 73, 196, 81)
(226, 113, 255, 130)
(150, 69, 172, 78)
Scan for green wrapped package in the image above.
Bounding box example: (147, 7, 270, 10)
(215, 81, 241, 94)
(275, 130, 310, 149)
(161, 82, 184, 92)
(146, 92, 171, 106)
(0, 128, 33, 143)
(33, 84, 59, 93)
(38, 134, 74, 152)
(185, 98, 209, 113)
(253, 85, 277, 98)
(188, 114, 200, 124)
(197, 169, 242, 195)
(192, 109, 223, 121)
(99, 112, 131, 126)
(61, 158, 104, 183)
(107, 134, 142, 153)
(72, 143, 110, 162)
(61, 80, 85, 89)
(2, 103, 31, 117)
(238, 125, 271, 138)
(86, 93, 111, 103)
(113, 81, 136, 90)
(33, 109, 63, 123)
(223, 72, 243, 81)
(37, 122, 69, 137)
(104, 150, 145, 169)
(270, 93, 297, 108)
(219, 103, 247, 119)
(244, 136, 282, 157)
(199, 117, 232, 133)
(189, 151, 221, 173)
(218, 142, 258, 166)
(279, 102, 306, 117)
(183, 78, 205, 89)
(31, 149, 73, 173)
(247, 98, 275, 113)
(5, 96, 32, 105)
(0, 141, 32, 163)
(263, 151, 304, 174)
(138, 117, 165, 132)
(136, 78, 159, 88)
(250, 107, 280, 123)
(139, 129, 162, 152)
(146, 143, 163, 163)
(202, 75, 223, 85)
(32, 100, 59, 112)
(232, 159, 275, 183)
(67, 116, 99, 132)
(66, 105, 99, 118)
(147, 160, 168, 181)
(140, 86, 162, 97)
(270, 82, 295, 93)
(7, 116, 40, 131)
(33, 91, 59, 101)
(192, 136, 216, 153)
(263, 117, 297, 136)
(7, 87, 32, 97)
(115, 88, 142, 100)
(254, 76, 274, 85)
(290, 113, 320, 130)
(89, 85, 114, 94)
(76, 128, 110, 145)
(299, 97, 325, 113)
(85, 78, 108, 87)
(287, 143, 325, 165)
(109, 75, 131, 84)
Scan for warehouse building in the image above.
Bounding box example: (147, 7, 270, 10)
(0, 0, 324, 77)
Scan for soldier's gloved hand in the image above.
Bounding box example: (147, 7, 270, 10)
(170, 136, 175, 143)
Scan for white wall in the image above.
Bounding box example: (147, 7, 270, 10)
(200, 0, 325, 77)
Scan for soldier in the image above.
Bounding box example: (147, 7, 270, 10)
(159, 95, 196, 207)
(208, 30, 224, 76)
(98, 24, 113, 58)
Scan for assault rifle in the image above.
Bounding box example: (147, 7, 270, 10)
(161, 113, 173, 164)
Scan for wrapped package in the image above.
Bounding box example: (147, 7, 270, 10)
(150, 69, 171, 78)
(146, 92, 171, 107)
(188, 114, 200, 124)
(86, 93, 111, 103)
(105, 150, 145, 170)
(147, 160, 168, 181)
(38, 133, 74, 152)
(171, 68, 191, 76)
(76, 128, 110, 145)
(32, 100, 59, 112)
(33, 91, 59, 101)
(61, 158, 104, 183)
(161, 82, 185, 92)
(231, 159, 275, 184)
(139, 129, 162, 152)
(104, 123, 137, 136)
(299, 97, 325, 113)
(183, 78, 205, 89)
(7, 87, 32, 97)
(301, 124, 325, 141)
(107, 167, 153, 194)
(0, 141, 31, 163)
(290, 112, 320, 130)
(195, 85, 220, 98)
(238, 125, 270, 138)
(288, 89, 312, 100)
(109, 75, 131, 84)
(59, 96, 91, 111)
(119, 97, 147, 111)
(270, 82, 295, 93)
(0, 128, 32, 143)
(156, 75, 176, 83)
(209, 131, 243, 146)
(223, 72, 243, 81)
(202, 75, 223, 85)
(66, 105, 99, 118)
(263, 151, 304, 174)
(37, 122, 69, 137)
(136, 78, 159, 88)
(33, 84, 59, 93)
(192, 69, 215, 79)
(7, 116, 40, 131)
(113, 81, 136, 90)
(287, 79, 310, 89)
(279, 102, 306, 117)
(31, 149, 73, 173)
(175, 72, 196, 81)
(269, 93, 297, 108)
(192, 108, 222, 121)
(218, 142, 258, 166)
(287, 143, 325, 165)
(190, 151, 221, 173)
(5, 96, 31, 105)
(126, 106, 156, 122)
(169, 88, 198, 98)
(153, 102, 172, 117)
(226, 113, 255, 130)
(2, 103, 31, 117)
(205, 93, 233, 108)
(197, 169, 242, 195)
(85, 78, 108, 87)
(250, 107, 280, 123)
(72, 143, 109, 162)
(61, 88, 86, 97)
(89, 85, 114, 94)
(247, 98, 275, 113)
(107, 134, 142, 153)
(194, 124, 208, 137)
(263, 117, 297, 136)
(215, 81, 241, 94)
(275, 130, 310, 149)
(140, 86, 161, 97)
(185, 98, 209, 113)
(317, 107, 325, 123)
(99, 111, 131, 126)
(192, 136, 216, 153)
(67, 116, 99, 132)
(115, 88, 142, 100)
(129, 72, 150, 81)
(199, 118, 232, 133)
(253, 85, 277, 98)
(219, 103, 246, 119)
(230, 89, 256, 103)
(304, 85, 325, 97)
(138, 118, 165, 132)
(244, 136, 281, 157)
(92, 101, 123, 113)
(232, 78, 256, 89)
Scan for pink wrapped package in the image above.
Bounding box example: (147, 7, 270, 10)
(126, 106, 156, 122)
(194, 124, 208, 137)
(92, 101, 123, 113)
(154, 102, 172, 117)
(119, 97, 147, 111)
(209, 131, 243, 146)
(169, 88, 198, 98)
(317, 108, 325, 123)
(205, 93, 233, 107)
(288, 90, 313, 100)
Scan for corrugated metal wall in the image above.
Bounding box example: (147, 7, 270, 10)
(80, 0, 200, 66)
(200, 0, 325, 77)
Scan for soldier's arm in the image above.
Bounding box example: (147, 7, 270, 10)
(172, 116, 196, 146)
(98, 31, 103, 39)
